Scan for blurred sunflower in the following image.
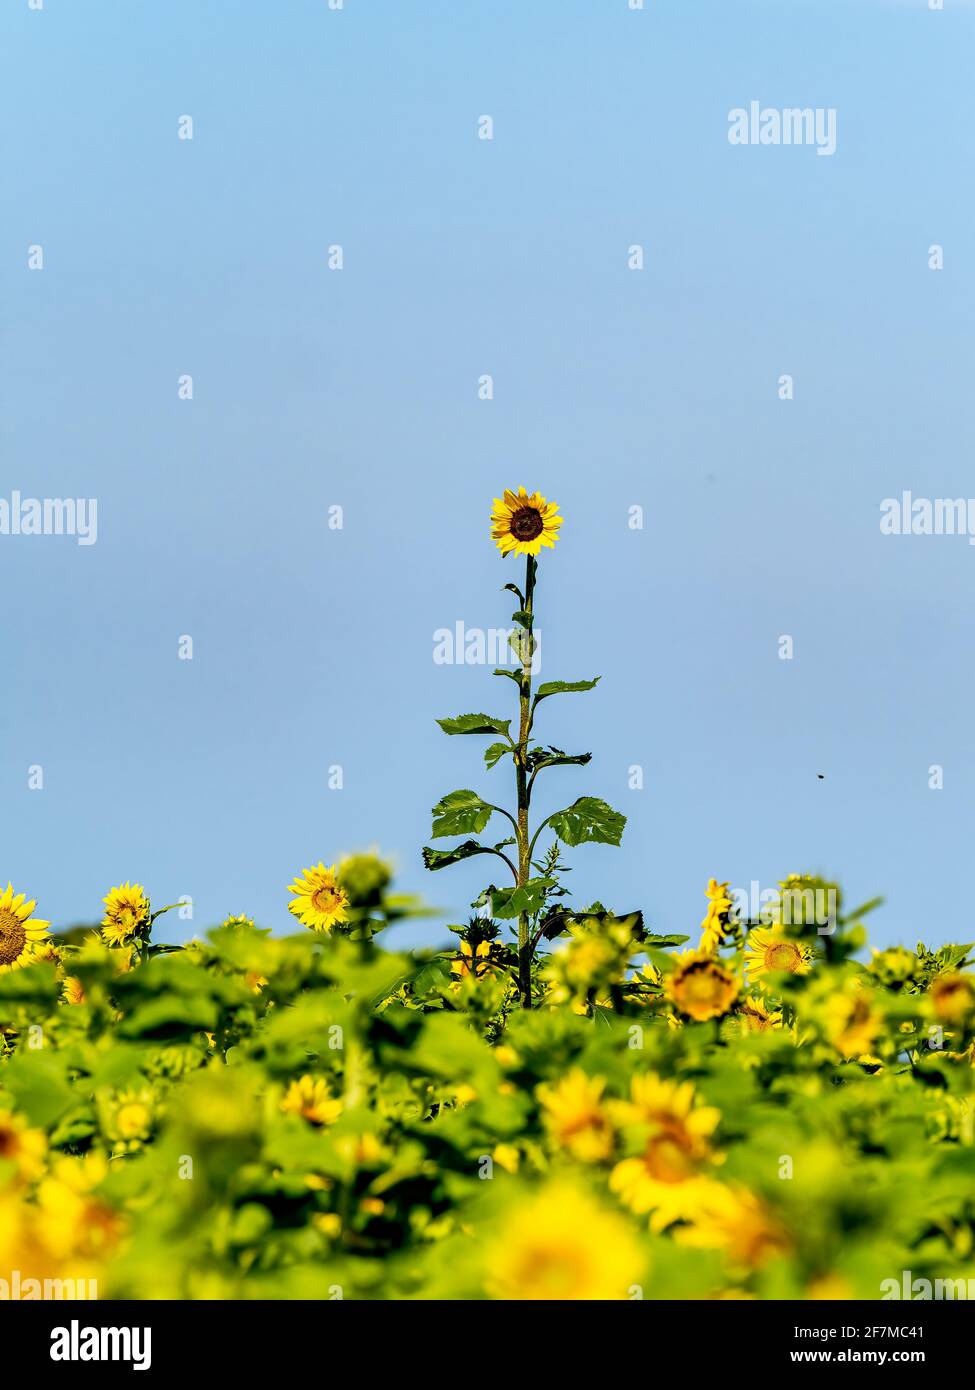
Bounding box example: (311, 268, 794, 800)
(287, 863, 349, 933)
(744, 927, 812, 983)
(101, 883, 150, 947)
(108, 1088, 156, 1146)
(738, 994, 784, 1033)
(824, 988, 881, 1059)
(537, 1068, 615, 1163)
(674, 1183, 789, 1270)
(930, 972, 975, 1027)
(281, 1074, 343, 1127)
(0, 1108, 47, 1182)
(0, 883, 51, 972)
(665, 950, 739, 1021)
(485, 1180, 643, 1300)
(490, 487, 562, 557)
(609, 1074, 722, 1230)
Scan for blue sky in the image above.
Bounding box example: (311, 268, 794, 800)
(2, 0, 972, 952)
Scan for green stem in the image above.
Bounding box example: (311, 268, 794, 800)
(516, 554, 536, 1006)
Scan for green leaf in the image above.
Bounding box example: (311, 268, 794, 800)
(423, 840, 512, 872)
(533, 678, 600, 706)
(511, 610, 533, 629)
(437, 713, 511, 737)
(484, 742, 512, 769)
(526, 745, 592, 774)
(548, 796, 626, 848)
(503, 582, 525, 605)
(493, 668, 522, 686)
(431, 790, 495, 838)
(491, 878, 556, 919)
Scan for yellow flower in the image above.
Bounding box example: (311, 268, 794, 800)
(109, 1088, 155, 1144)
(930, 972, 975, 1027)
(490, 487, 562, 558)
(609, 1073, 722, 1230)
(0, 882, 51, 972)
(824, 988, 881, 1059)
(101, 882, 150, 946)
(537, 1069, 615, 1163)
(0, 1108, 48, 1183)
(245, 971, 268, 994)
(35, 1154, 123, 1261)
(451, 939, 497, 981)
(485, 1180, 643, 1300)
(738, 994, 784, 1033)
(287, 863, 349, 933)
(333, 1132, 385, 1167)
(223, 914, 255, 930)
(700, 878, 734, 954)
(665, 950, 739, 1021)
(63, 975, 87, 1006)
(281, 1074, 343, 1126)
(744, 927, 812, 984)
(674, 1183, 789, 1269)
(492, 1143, 520, 1174)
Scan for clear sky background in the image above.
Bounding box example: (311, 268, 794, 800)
(2, 0, 972, 952)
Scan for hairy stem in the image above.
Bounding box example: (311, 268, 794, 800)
(516, 554, 536, 1006)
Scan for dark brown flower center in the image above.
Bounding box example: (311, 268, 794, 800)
(511, 507, 544, 541)
(0, 908, 26, 966)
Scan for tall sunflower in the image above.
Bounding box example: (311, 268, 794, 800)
(287, 862, 349, 932)
(0, 883, 51, 972)
(101, 883, 150, 947)
(490, 487, 562, 557)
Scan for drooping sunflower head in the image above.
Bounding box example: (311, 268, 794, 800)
(101, 883, 151, 947)
(0, 883, 51, 973)
(744, 927, 813, 984)
(287, 862, 350, 933)
(700, 877, 735, 953)
(665, 950, 739, 1022)
(490, 487, 562, 557)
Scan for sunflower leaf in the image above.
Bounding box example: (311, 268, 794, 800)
(431, 790, 495, 839)
(548, 797, 626, 848)
(437, 713, 512, 737)
(490, 877, 557, 919)
(484, 742, 512, 769)
(533, 678, 600, 706)
(422, 840, 512, 872)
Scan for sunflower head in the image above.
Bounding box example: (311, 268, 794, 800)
(287, 863, 350, 933)
(280, 1074, 343, 1127)
(490, 487, 562, 557)
(744, 927, 813, 984)
(0, 883, 51, 973)
(665, 950, 739, 1022)
(485, 1180, 643, 1300)
(537, 1069, 615, 1164)
(101, 883, 151, 947)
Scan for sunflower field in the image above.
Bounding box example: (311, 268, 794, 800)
(3, 491, 975, 1302)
